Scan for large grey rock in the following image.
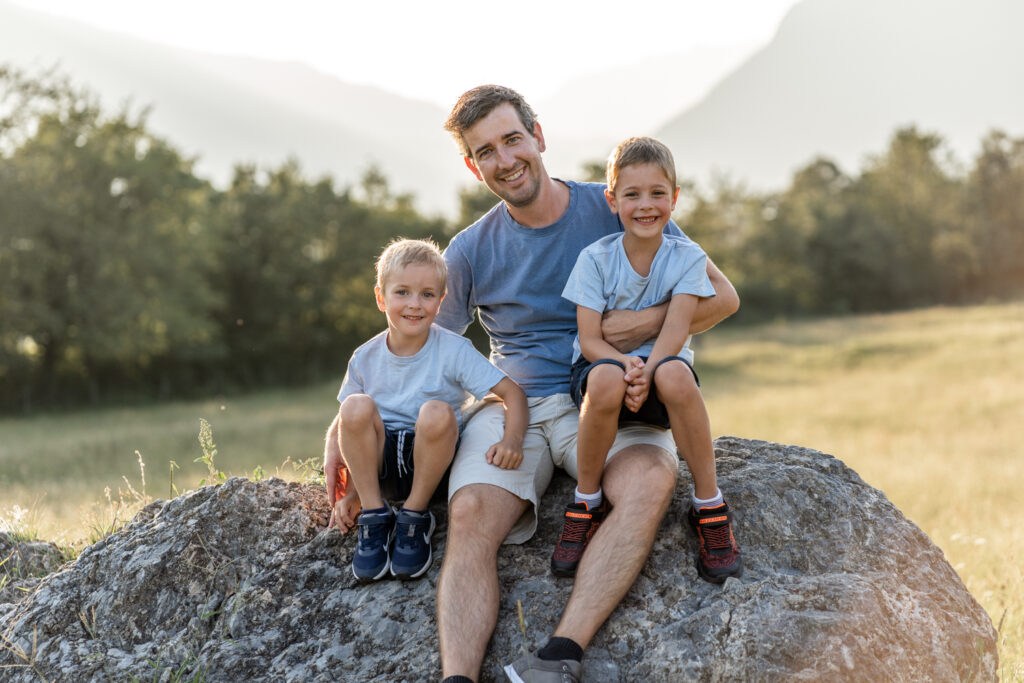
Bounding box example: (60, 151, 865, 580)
(0, 437, 997, 681)
(0, 532, 68, 606)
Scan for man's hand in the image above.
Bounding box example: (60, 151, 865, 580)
(601, 306, 664, 353)
(486, 437, 524, 470)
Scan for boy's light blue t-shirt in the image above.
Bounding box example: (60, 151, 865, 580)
(436, 180, 684, 397)
(562, 232, 715, 364)
(337, 324, 506, 431)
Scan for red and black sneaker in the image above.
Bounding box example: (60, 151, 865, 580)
(551, 501, 608, 577)
(687, 500, 743, 583)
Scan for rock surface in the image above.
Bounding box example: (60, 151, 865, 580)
(0, 437, 998, 681)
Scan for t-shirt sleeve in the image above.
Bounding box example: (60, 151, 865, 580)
(455, 340, 508, 399)
(561, 250, 608, 313)
(670, 246, 716, 299)
(337, 358, 364, 403)
(436, 241, 474, 334)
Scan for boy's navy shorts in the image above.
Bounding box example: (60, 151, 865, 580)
(378, 426, 454, 503)
(569, 355, 700, 430)
(379, 426, 416, 501)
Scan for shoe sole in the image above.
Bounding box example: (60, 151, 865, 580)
(695, 557, 743, 584)
(390, 513, 436, 580)
(503, 664, 527, 683)
(550, 560, 579, 578)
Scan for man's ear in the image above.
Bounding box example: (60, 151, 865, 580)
(532, 121, 547, 153)
(463, 156, 483, 182)
(374, 286, 386, 312)
(604, 187, 619, 215)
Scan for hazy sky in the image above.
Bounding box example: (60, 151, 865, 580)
(14, 0, 802, 107)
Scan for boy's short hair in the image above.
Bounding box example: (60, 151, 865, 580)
(606, 136, 678, 195)
(376, 238, 447, 292)
(444, 85, 539, 157)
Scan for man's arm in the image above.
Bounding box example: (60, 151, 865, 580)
(600, 257, 739, 352)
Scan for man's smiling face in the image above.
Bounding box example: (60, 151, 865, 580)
(462, 102, 547, 209)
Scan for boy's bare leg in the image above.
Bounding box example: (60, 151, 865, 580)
(551, 444, 677, 649)
(576, 364, 628, 495)
(404, 400, 458, 511)
(654, 361, 717, 499)
(338, 394, 387, 510)
(438, 483, 528, 681)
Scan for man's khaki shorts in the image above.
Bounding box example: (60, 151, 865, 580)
(448, 393, 675, 544)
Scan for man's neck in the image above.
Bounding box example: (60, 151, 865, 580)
(506, 178, 570, 229)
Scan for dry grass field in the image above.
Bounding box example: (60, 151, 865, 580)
(2, 301, 1022, 679)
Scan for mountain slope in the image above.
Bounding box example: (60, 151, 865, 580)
(657, 0, 1024, 190)
(0, 1, 463, 215)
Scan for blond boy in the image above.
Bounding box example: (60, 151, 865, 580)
(325, 238, 527, 581)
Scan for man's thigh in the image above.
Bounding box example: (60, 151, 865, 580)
(448, 396, 555, 544)
(551, 399, 676, 481)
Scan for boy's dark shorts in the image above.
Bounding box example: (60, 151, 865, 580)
(569, 355, 700, 430)
(373, 426, 453, 503)
(379, 426, 416, 501)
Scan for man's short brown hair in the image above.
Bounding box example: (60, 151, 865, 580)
(444, 85, 538, 157)
(606, 136, 678, 195)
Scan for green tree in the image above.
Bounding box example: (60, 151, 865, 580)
(965, 130, 1024, 299)
(0, 67, 220, 408)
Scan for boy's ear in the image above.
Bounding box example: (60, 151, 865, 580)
(374, 286, 386, 312)
(604, 187, 619, 215)
(463, 156, 483, 182)
(672, 186, 680, 208)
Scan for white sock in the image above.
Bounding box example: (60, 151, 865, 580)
(692, 488, 723, 510)
(574, 486, 603, 510)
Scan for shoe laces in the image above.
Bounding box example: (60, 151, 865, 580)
(559, 516, 591, 544)
(700, 522, 733, 553)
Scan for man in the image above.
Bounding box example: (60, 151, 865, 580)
(432, 85, 739, 683)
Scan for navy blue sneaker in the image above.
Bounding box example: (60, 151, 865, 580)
(352, 507, 396, 581)
(390, 508, 436, 579)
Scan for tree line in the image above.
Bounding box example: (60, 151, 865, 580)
(2, 66, 1022, 412)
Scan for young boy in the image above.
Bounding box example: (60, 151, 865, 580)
(553, 137, 742, 583)
(327, 238, 527, 581)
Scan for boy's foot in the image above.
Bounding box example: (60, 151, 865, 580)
(390, 509, 436, 579)
(687, 500, 743, 583)
(551, 501, 607, 577)
(352, 507, 396, 581)
(503, 650, 581, 683)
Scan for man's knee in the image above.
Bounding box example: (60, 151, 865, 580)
(606, 446, 678, 504)
(448, 485, 523, 551)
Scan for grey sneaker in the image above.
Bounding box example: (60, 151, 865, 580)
(503, 650, 581, 683)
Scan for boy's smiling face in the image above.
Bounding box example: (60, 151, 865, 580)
(375, 263, 444, 348)
(604, 162, 680, 241)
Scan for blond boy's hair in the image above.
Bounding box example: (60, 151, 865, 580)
(606, 136, 677, 195)
(375, 238, 447, 292)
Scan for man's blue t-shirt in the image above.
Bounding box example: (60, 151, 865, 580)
(436, 180, 683, 397)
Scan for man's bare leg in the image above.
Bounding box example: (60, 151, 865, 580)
(552, 444, 678, 648)
(438, 483, 529, 681)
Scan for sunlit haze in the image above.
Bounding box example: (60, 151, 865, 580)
(12, 0, 801, 107)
